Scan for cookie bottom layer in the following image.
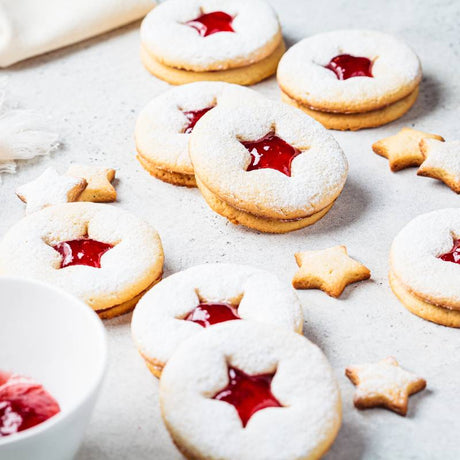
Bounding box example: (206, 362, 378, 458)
(141, 40, 286, 86)
(137, 154, 196, 187)
(389, 270, 460, 328)
(197, 177, 333, 233)
(282, 87, 419, 131)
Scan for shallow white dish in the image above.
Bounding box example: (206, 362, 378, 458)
(0, 277, 107, 460)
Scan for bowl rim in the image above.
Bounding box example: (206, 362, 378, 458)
(0, 276, 108, 447)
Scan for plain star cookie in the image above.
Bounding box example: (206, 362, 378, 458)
(140, 0, 284, 85)
(131, 263, 303, 377)
(390, 208, 460, 327)
(16, 167, 87, 214)
(346, 357, 426, 416)
(189, 99, 348, 233)
(372, 127, 444, 172)
(159, 321, 341, 460)
(0, 202, 163, 319)
(277, 30, 422, 130)
(135, 82, 259, 187)
(292, 246, 370, 297)
(67, 164, 117, 202)
(417, 139, 460, 193)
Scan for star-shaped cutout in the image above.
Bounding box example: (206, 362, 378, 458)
(67, 164, 116, 202)
(184, 302, 240, 327)
(372, 127, 444, 172)
(16, 167, 87, 214)
(346, 357, 426, 416)
(417, 139, 460, 193)
(186, 11, 235, 37)
(292, 245, 370, 297)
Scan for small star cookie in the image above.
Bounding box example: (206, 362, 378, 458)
(67, 164, 116, 202)
(16, 167, 87, 214)
(372, 127, 444, 172)
(292, 245, 370, 297)
(417, 139, 460, 193)
(345, 357, 426, 416)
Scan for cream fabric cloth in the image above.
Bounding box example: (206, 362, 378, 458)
(0, 0, 156, 67)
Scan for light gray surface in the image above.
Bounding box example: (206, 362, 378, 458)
(1, 0, 459, 458)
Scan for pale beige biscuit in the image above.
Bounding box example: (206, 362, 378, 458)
(389, 270, 460, 328)
(0, 202, 164, 317)
(345, 356, 426, 416)
(197, 177, 334, 233)
(417, 139, 460, 193)
(67, 164, 116, 202)
(160, 321, 342, 460)
(137, 154, 196, 187)
(293, 245, 370, 297)
(372, 127, 444, 172)
(281, 87, 419, 131)
(16, 167, 87, 214)
(141, 40, 285, 86)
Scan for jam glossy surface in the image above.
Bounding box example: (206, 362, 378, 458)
(213, 367, 281, 427)
(242, 133, 301, 177)
(0, 372, 60, 437)
(53, 239, 113, 268)
(186, 11, 234, 37)
(439, 239, 460, 264)
(185, 303, 240, 328)
(325, 54, 373, 80)
(183, 107, 213, 134)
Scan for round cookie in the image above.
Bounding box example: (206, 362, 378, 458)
(131, 263, 304, 377)
(189, 99, 348, 233)
(135, 82, 260, 187)
(390, 208, 460, 327)
(159, 321, 342, 460)
(0, 202, 164, 318)
(140, 0, 284, 85)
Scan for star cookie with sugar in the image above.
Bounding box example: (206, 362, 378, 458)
(67, 164, 116, 202)
(16, 167, 87, 214)
(417, 139, 460, 193)
(346, 357, 426, 416)
(372, 127, 444, 172)
(292, 245, 370, 297)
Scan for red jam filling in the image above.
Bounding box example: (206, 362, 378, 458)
(53, 239, 113, 268)
(186, 11, 235, 37)
(183, 107, 213, 134)
(185, 303, 240, 328)
(241, 133, 301, 177)
(213, 367, 281, 427)
(325, 54, 373, 80)
(439, 239, 460, 264)
(0, 372, 60, 437)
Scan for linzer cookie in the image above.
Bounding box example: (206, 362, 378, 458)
(131, 263, 303, 377)
(189, 99, 348, 233)
(390, 208, 460, 327)
(140, 0, 285, 85)
(135, 82, 259, 187)
(0, 202, 163, 319)
(277, 30, 422, 130)
(159, 321, 341, 460)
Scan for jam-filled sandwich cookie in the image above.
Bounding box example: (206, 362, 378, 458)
(135, 82, 259, 187)
(0, 202, 163, 319)
(132, 263, 303, 377)
(277, 30, 422, 131)
(140, 0, 284, 85)
(189, 99, 348, 233)
(390, 208, 460, 328)
(159, 321, 341, 460)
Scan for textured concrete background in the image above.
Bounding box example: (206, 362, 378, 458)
(1, 0, 459, 458)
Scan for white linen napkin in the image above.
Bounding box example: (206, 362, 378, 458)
(0, 0, 156, 67)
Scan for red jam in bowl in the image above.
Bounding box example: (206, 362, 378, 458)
(186, 11, 235, 37)
(325, 54, 373, 80)
(53, 239, 113, 268)
(439, 239, 460, 264)
(183, 107, 213, 134)
(185, 303, 240, 328)
(0, 372, 60, 437)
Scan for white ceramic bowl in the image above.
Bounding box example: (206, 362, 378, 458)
(0, 277, 107, 460)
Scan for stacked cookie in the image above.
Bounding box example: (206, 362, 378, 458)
(277, 30, 422, 131)
(132, 264, 342, 460)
